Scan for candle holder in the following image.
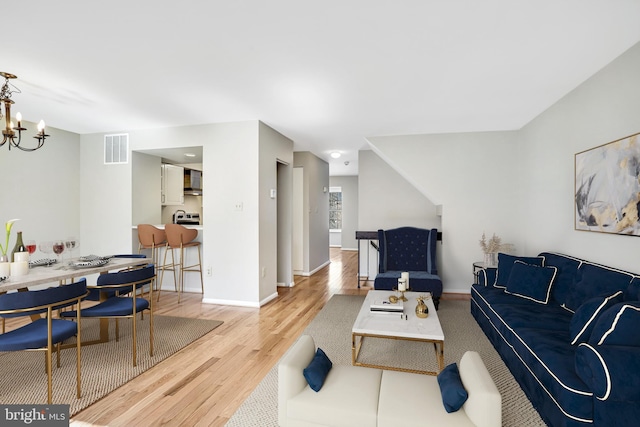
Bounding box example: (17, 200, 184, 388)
(393, 287, 409, 301)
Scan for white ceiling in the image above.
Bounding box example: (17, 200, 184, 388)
(5, 1, 640, 175)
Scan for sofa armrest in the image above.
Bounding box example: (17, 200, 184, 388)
(576, 343, 640, 427)
(477, 268, 497, 287)
(576, 343, 640, 401)
(278, 335, 316, 427)
(459, 351, 502, 427)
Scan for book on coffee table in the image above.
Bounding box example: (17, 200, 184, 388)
(370, 299, 404, 313)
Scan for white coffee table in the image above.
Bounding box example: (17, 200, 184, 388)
(352, 290, 444, 375)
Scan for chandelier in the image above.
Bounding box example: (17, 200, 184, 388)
(1, 72, 48, 151)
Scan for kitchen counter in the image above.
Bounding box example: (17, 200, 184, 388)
(132, 224, 203, 231)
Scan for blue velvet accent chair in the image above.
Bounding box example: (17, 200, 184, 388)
(0, 280, 88, 404)
(61, 264, 155, 366)
(373, 227, 443, 309)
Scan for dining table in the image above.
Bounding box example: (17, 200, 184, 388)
(0, 256, 150, 344)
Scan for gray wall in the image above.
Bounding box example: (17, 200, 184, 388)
(330, 176, 358, 250)
(258, 122, 294, 298)
(293, 152, 330, 274)
(132, 152, 162, 226)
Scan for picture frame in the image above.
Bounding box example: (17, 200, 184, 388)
(575, 132, 640, 235)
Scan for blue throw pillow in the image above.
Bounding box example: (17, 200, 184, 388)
(504, 261, 557, 304)
(570, 291, 624, 345)
(303, 348, 333, 392)
(566, 263, 635, 311)
(589, 302, 640, 347)
(437, 363, 468, 413)
(494, 253, 544, 289)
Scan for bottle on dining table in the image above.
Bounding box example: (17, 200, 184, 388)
(11, 231, 27, 262)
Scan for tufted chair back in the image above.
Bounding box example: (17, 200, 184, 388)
(378, 227, 438, 275)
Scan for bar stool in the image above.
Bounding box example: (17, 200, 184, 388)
(137, 224, 168, 299)
(163, 224, 204, 303)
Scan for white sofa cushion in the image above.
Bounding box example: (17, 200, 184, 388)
(459, 351, 502, 427)
(378, 351, 500, 427)
(287, 365, 382, 427)
(378, 370, 476, 427)
(279, 335, 318, 427)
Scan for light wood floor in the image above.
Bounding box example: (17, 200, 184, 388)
(71, 248, 369, 426)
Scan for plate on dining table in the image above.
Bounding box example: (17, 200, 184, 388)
(29, 258, 58, 267)
(68, 258, 110, 269)
(79, 254, 114, 262)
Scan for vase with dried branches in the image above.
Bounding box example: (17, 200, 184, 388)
(479, 232, 501, 266)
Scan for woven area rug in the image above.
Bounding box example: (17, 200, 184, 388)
(226, 295, 546, 427)
(0, 315, 223, 415)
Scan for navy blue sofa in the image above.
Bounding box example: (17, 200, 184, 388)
(373, 227, 442, 309)
(471, 252, 640, 427)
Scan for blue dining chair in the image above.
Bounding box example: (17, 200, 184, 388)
(83, 254, 148, 302)
(0, 280, 88, 404)
(61, 264, 155, 366)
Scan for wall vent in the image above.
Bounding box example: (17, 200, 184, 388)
(104, 133, 129, 164)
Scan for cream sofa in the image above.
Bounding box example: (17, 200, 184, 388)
(278, 335, 501, 427)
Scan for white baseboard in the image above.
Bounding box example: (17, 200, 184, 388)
(260, 292, 279, 306)
(202, 291, 279, 308)
(310, 260, 330, 275)
(278, 281, 296, 287)
(294, 259, 331, 277)
(202, 298, 260, 308)
(341, 247, 358, 251)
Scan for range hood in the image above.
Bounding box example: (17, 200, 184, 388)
(184, 169, 202, 195)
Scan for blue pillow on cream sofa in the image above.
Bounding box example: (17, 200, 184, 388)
(303, 348, 333, 392)
(570, 291, 624, 345)
(504, 260, 557, 304)
(437, 362, 468, 413)
(589, 302, 640, 347)
(494, 253, 544, 289)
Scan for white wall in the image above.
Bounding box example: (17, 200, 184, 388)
(79, 121, 273, 306)
(367, 42, 640, 292)
(329, 231, 342, 247)
(519, 41, 640, 272)
(357, 149, 444, 280)
(366, 132, 519, 293)
(330, 176, 358, 250)
(0, 123, 80, 252)
(358, 150, 441, 230)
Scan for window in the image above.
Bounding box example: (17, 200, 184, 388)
(329, 187, 342, 230)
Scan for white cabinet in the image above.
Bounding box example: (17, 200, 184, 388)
(161, 164, 184, 206)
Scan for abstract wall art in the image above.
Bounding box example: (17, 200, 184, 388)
(575, 132, 640, 235)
